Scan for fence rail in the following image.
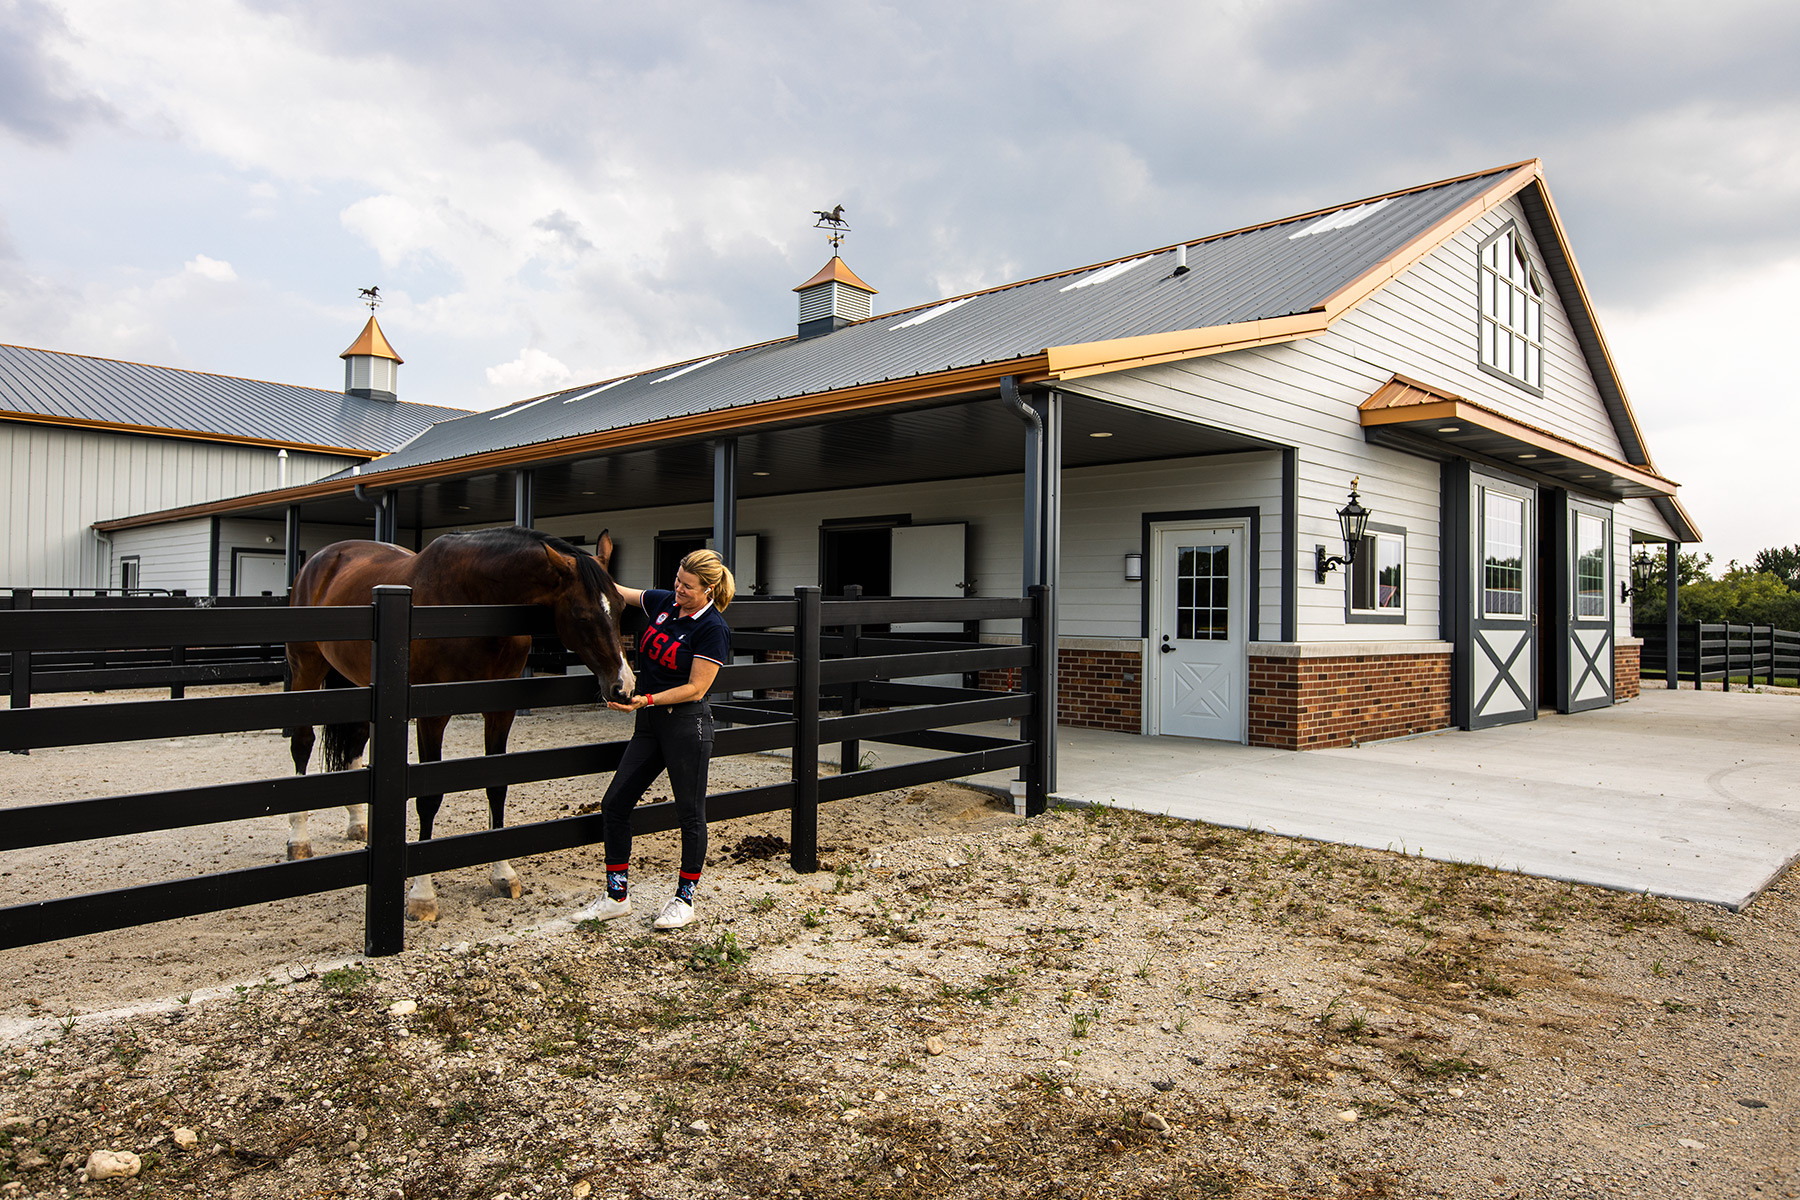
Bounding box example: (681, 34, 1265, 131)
(0, 586, 1049, 957)
(1634, 622, 1800, 689)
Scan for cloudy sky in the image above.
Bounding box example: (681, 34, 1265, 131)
(1, 0, 1795, 565)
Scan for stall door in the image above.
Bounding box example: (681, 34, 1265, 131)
(1560, 499, 1615, 713)
(1150, 521, 1247, 741)
(1470, 476, 1536, 728)
(891, 523, 968, 689)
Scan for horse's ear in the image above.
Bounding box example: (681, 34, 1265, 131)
(594, 529, 613, 571)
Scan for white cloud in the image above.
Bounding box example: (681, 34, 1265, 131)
(485, 347, 571, 392)
(183, 254, 235, 282)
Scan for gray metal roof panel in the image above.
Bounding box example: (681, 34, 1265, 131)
(361, 169, 1509, 476)
(0, 343, 467, 452)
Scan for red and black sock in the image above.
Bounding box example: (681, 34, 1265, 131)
(675, 871, 700, 905)
(606, 864, 629, 901)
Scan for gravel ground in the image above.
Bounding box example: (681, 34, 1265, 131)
(2, 692, 1797, 1198)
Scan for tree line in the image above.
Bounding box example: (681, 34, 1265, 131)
(1631, 545, 1800, 629)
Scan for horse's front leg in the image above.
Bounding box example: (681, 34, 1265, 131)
(405, 715, 451, 923)
(484, 710, 522, 899)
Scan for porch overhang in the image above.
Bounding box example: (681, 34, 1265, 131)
(1359, 375, 1677, 501)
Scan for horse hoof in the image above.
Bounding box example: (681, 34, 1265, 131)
(491, 879, 524, 900)
(345, 824, 369, 843)
(405, 899, 439, 923)
(287, 843, 313, 861)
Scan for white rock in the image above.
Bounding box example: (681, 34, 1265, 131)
(171, 1127, 198, 1149)
(1337, 1110, 1360, 1123)
(85, 1150, 141, 1180)
(925, 1036, 946, 1056)
(388, 1000, 418, 1016)
(686, 1119, 711, 1135)
(1678, 1138, 1707, 1150)
(572, 1181, 593, 1199)
(1139, 1111, 1169, 1131)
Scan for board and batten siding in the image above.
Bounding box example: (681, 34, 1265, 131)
(1, 421, 360, 590)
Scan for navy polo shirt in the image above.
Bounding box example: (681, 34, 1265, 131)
(633, 589, 732, 696)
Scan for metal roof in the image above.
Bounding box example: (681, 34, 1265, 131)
(358, 168, 1515, 478)
(0, 342, 465, 454)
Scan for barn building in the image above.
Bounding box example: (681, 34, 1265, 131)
(91, 160, 1699, 748)
(1, 317, 464, 595)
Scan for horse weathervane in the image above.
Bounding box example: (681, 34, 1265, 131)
(358, 285, 382, 313)
(812, 205, 850, 251)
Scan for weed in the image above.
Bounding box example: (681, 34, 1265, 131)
(176, 992, 192, 1006)
(801, 908, 826, 930)
(1393, 1050, 1483, 1079)
(321, 965, 378, 994)
(1650, 959, 1667, 977)
(1071, 1012, 1093, 1038)
(753, 894, 778, 912)
(1660, 999, 1692, 1014)
(56, 1012, 77, 1036)
(1174, 1016, 1188, 1035)
(690, 932, 750, 972)
(1688, 925, 1734, 947)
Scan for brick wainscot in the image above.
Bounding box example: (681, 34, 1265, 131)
(1246, 641, 1453, 750)
(1615, 637, 1641, 700)
(977, 636, 1144, 734)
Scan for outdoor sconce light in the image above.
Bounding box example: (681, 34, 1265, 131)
(1124, 551, 1144, 582)
(1315, 478, 1372, 583)
(1621, 547, 1653, 602)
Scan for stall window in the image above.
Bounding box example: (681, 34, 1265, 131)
(1575, 514, 1607, 618)
(1483, 493, 1527, 617)
(1479, 223, 1545, 391)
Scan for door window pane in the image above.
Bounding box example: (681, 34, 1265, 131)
(1177, 543, 1229, 642)
(1483, 493, 1526, 616)
(1575, 513, 1606, 618)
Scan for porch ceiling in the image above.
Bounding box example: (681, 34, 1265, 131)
(236, 393, 1271, 530)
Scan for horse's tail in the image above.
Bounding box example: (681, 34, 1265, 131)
(320, 668, 372, 772)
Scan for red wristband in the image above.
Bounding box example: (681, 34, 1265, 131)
(644, 694, 655, 707)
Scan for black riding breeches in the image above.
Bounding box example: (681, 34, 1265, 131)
(600, 702, 713, 877)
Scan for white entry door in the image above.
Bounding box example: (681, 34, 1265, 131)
(1151, 522, 1247, 741)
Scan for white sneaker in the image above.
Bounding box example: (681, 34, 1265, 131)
(574, 894, 631, 922)
(652, 898, 695, 930)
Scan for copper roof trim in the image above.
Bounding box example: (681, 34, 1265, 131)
(793, 256, 878, 294)
(339, 315, 404, 363)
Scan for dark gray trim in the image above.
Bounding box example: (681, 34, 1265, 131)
(1466, 466, 1539, 729)
(118, 555, 140, 591)
(1281, 447, 1297, 642)
(1139, 507, 1262, 643)
(1559, 494, 1614, 713)
(1665, 539, 1679, 690)
(1443, 459, 1471, 726)
(229, 548, 285, 596)
(1344, 520, 1407, 624)
(1474, 220, 1547, 398)
(283, 505, 302, 587)
(207, 517, 221, 598)
(712, 438, 738, 572)
(513, 468, 534, 529)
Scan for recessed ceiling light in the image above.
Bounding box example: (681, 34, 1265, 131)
(581, 491, 596, 496)
(1517, 453, 1537, 459)
(457, 505, 471, 510)
(753, 470, 770, 477)
(1579, 474, 1596, 479)
(1089, 431, 1113, 438)
(1436, 426, 1460, 433)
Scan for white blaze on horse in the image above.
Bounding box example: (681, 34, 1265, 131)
(284, 527, 633, 921)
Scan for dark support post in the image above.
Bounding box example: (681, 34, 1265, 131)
(169, 643, 185, 700)
(382, 493, 399, 544)
(207, 517, 221, 598)
(1023, 584, 1051, 816)
(514, 469, 535, 530)
(790, 586, 821, 874)
(1281, 447, 1298, 643)
(1664, 540, 1679, 690)
(365, 584, 413, 956)
(8, 589, 29, 729)
(712, 439, 738, 572)
(839, 583, 861, 775)
(284, 505, 302, 589)
(1036, 391, 1061, 792)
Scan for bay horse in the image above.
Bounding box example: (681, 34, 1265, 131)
(284, 526, 634, 922)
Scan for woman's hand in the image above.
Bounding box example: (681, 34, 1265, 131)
(606, 694, 649, 713)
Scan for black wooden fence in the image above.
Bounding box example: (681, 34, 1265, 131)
(0, 587, 1049, 957)
(1635, 622, 1800, 690)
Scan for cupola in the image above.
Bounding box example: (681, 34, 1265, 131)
(340, 314, 403, 402)
(793, 256, 877, 340)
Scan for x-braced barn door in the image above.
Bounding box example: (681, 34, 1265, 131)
(1554, 492, 1614, 713)
(1467, 472, 1536, 728)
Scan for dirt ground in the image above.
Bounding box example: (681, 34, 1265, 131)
(2, 689, 1797, 1198)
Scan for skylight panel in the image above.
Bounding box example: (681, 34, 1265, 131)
(890, 297, 973, 330)
(1287, 197, 1391, 240)
(562, 376, 631, 404)
(489, 395, 552, 421)
(652, 354, 727, 384)
(1059, 255, 1151, 292)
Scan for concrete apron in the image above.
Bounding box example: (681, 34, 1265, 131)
(852, 688, 1800, 911)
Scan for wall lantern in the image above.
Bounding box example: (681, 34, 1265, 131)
(1123, 552, 1144, 582)
(1315, 478, 1371, 583)
(1620, 546, 1654, 603)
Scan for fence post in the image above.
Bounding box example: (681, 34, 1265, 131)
(365, 584, 413, 957)
(790, 586, 821, 874)
(7, 589, 28, 715)
(170, 642, 186, 700)
(1023, 584, 1050, 817)
(839, 584, 861, 776)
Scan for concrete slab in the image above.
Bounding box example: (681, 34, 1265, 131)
(848, 688, 1800, 910)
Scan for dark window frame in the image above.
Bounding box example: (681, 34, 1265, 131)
(1345, 521, 1407, 625)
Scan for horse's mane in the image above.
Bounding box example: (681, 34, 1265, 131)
(446, 526, 614, 596)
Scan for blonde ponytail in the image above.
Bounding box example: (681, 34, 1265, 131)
(680, 548, 736, 610)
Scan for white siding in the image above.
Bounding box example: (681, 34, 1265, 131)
(1, 422, 360, 590)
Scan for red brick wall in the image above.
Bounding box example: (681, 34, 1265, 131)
(1615, 642, 1641, 700)
(1247, 651, 1452, 750)
(976, 645, 1144, 734)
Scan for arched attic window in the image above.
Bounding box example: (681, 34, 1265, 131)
(1478, 222, 1545, 393)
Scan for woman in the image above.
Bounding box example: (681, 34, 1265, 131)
(580, 548, 734, 930)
